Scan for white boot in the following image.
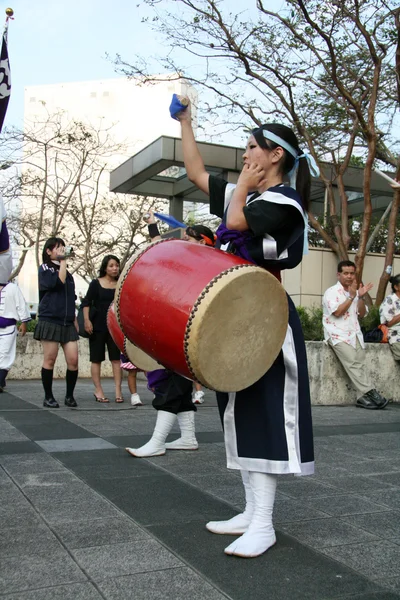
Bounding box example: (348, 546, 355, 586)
(224, 472, 277, 557)
(126, 411, 176, 457)
(206, 470, 254, 535)
(165, 411, 198, 451)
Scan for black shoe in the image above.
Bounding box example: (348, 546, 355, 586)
(368, 389, 389, 410)
(65, 396, 78, 408)
(43, 397, 59, 408)
(356, 393, 379, 410)
(0, 386, 3, 394)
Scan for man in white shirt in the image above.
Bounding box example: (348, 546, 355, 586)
(322, 260, 388, 410)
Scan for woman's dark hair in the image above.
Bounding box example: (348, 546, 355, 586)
(186, 224, 216, 246)
(251, 124, 311, 212)
(98, 254, 120, 278)
(389, 274, 400, 293)
(42, 237, 65, 264)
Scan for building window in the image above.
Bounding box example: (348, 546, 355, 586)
(90, 92, 97, 98)
(30, 97, 36, 102)
(103, 91, 109, 97)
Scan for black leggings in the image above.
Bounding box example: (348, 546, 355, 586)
(152, 372, 196, 415)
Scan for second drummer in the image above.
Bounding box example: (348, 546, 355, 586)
(125, 212, 216, 457)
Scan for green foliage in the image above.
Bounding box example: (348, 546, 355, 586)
(24, 319, 37, 333)
(359, 304, 381, 332)
(296, 306, 324, 341)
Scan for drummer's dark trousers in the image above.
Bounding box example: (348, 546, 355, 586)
(152, 372, 196, 414)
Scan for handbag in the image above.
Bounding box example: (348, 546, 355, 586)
(364, 324, 388, 344)
(77, 304, 97, 338)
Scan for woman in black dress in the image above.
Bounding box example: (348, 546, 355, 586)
(34, 237, 79, 408)
(176, 100, 315, 558)
(82, 255, 122, 403)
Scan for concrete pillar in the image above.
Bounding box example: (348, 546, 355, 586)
(169, 196, 184, 222)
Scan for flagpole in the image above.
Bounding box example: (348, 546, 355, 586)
(3, 8, 13, 38)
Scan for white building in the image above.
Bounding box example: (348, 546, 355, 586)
(17, 76, 196, 304)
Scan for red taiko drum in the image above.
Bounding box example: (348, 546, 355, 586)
(115, 239, 288, 392)
(107, 302, 160, 372)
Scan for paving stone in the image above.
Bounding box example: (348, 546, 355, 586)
(0, 503, 41, 529)
(378, 577, 400, 592)
(53, 517, 151, 549)
(320, 540, 400, 580)
(272, 496, 331, 523)
(303, 494, 392, 517)
(0, 522, 63, 557)
(83, 474, 238, 527)
(359, 489, 400, 510)
(14, 471, 81, 488)
(97, 566, 227, 600)
(0, 583, 103, 600)
(0, 452, 66, 473)
(35, 437, 117, 452)
(71, 539, 182, 579)
(279, 517, 378, 549)
(345, 459, 400, 476)
(23, 482, 109, 506)
(0, 482, 34, 506)
(0, 428, 29, 442)
(52, 448, 130, 466)
(38, 495, 123, 525)
(323, 475, 397, 494)
(369, 473, 400, 488)
(0, 441, 43, 455)
(343, 593, 400, 600)
(70, 459, 158, 481)
(148, 521, 383, 600)
(275, 478, 339, 499)
(0, 552, 87, 594)
(341, 512, 400, 538)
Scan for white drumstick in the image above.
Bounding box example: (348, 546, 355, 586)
(373, 167, 400, 188)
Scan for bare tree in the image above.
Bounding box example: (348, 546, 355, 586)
(114, 0, 400, 302)
(0, 110, 168, 282)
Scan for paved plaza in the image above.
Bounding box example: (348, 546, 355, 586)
(0, 378, 400, 599)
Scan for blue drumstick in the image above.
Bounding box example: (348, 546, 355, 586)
(154, 212, 186, 228)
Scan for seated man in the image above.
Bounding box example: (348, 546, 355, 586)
(322, 260, 388, 410)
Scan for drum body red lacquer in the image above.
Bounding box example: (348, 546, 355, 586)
(107, 303, 124, 353)
(115, 239, 288, 392)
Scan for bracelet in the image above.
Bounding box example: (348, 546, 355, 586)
(349, 296, 356, 300)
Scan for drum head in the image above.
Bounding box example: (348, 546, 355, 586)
(124, 338, 161, 372)
(185, 265, 288, 392)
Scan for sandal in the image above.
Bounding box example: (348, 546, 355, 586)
(93, 394, 109, 403)
(115, 397, 124, 403)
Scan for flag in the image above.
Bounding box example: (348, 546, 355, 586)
(0, 19, 11, 133)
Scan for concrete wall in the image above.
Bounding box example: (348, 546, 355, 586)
(282, 248, 400, 308)
(10, 335, 398, 405)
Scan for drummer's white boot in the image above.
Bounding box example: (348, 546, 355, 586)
(224, 472, 277, 558)
(126, 411, 176, 457)
(165, 411, 198, 451)
(206, 470, 254, 534)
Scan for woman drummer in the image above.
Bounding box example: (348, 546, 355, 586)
(125, 212, 216, 457)
(175, 99, 315, 558)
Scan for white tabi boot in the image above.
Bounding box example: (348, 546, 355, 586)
(224, 472, 277, 557)
(126, 411, 176, 457)
(206, 470, 254, 535)
(165, 411, 198, 451)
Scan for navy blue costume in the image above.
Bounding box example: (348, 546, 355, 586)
(210, 176, 314, 475)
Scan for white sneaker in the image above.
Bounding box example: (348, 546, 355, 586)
(130, 393, 143, 407)
(193, 390, 205, 404)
